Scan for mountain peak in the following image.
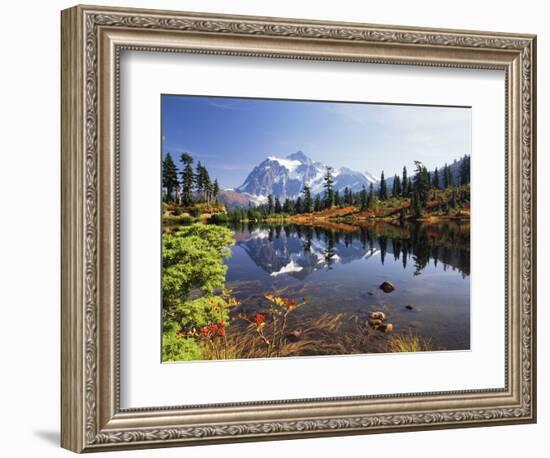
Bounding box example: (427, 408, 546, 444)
(286, 151, 310, 163)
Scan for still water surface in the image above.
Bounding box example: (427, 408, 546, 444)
(224, 221, 470, 353)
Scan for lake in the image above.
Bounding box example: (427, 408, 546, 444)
(223, 220, 470, 354)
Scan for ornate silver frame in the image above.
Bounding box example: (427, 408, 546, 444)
(61, 4, 537, 453)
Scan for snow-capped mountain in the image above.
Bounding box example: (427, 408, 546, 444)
(235, 151, 378, 201)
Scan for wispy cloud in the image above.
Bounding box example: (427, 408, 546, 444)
(207, 100, 241, 110)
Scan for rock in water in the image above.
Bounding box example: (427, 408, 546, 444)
(368, 319, 383, 328)
(405, 305, 414, 310)
(380, 323, 394, 334)
(379, 281, 395, 293)
(368, 311, 387, 321)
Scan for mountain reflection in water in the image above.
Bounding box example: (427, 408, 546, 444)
(224, 221, 470, 352)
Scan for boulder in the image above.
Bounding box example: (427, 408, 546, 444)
(368, 319, 383, 328)
(368, 311, 387, 321)
(380, 323, 394, 334)
(405, 305, 414, 310)
(379, 281, 395, 293)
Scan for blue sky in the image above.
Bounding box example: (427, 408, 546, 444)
(161, 94, 471, 190)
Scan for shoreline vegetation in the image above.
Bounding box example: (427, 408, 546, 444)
(161, 152, 470, 362)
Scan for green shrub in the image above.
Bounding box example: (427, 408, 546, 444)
(172, 207, 183, 216)
(162, 224, 234, 304)
(180, 215, 193, 225)
(162, 331, 203, 362)
(161, 223, 237, 362)
(209, 213, 228, 224)
(189, 206, 201, 218)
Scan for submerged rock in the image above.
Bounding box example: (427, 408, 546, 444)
(368, 311, 387, 321)
(405, 305, 414, 310)
(379, 281, 395, 293)
(367, 291, 375, 296)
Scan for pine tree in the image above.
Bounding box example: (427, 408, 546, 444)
(367, 183, 374, 210)
(412, 191, 423, 218)
(443, 163, 452, 189)
(179, 152, 194, 206)
(449, 190, 457, 209)
(379, 171, 388, 200)
(295, 196, 303, 214)
(302, 186, 313, 213)
(162, 152, 179, 202)
(195, 161, 204, 199)
(201, 166, 212, 203)
(323, 167, 335, 208)
(213, 179, 220, 199)
(433, 167, 440, 189)
(283, 198, 293, 214)
(459, 155, 470, 185)
(314, 194, 322, 212)
(402, 166, 408, 197)
(360, 185, 367, 210)
(247, 203, 256, 221)
(344, 187, 353, 205)
(413, 161, 430, 207)
(267, 194, 274, 214)
(334, 190, 341, 207)
(392, 174, 402, 197)
(274, 197, 282, 214)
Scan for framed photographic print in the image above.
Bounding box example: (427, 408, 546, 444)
(61, 4, 537, 453)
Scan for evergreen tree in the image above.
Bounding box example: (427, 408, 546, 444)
(379, 171, 388, 200)
(247, 203, 256, 221)
(314, 194, 322, 212)
(162, 152, 179, 202)
(202, 166, 212, 203)
(443, 163, 452, 189)
(402, 166, 408, 197)
(283, 198, 293, 214)
(195, 161, 204, 199)
(413, 161, 430, 207)
(179, 152, 194, 206)
(367, 183, 374, 210)
(267, 194, 274, 214)
(212, 179, 220, 199)
(323, 167, 335, 208)
(360, 185, 367, 210)
(459, 155, 470, 185)
(392, 175, 402, 197)
(302, 186, 313, 213)
(344, 187, 353, 205)
(449, 190, 457, 209)
(295, 196, 303, 214)
(334, 190, 341, 207)
(274, 197, 282, 214)
(412, 191, 423, 218)
(433, 167, 440, 189)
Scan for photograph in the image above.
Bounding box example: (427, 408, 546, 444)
(56, 4, 536, 452)
(161, 95, 472, 362)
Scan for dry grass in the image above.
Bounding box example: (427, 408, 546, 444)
(387, 332, 433, 353)
(203, 313, 371, 360)
(201, 314, 436, 360)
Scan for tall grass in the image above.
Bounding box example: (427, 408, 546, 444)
(387, 332, 432, 352)
(200, 313, 435, 360)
